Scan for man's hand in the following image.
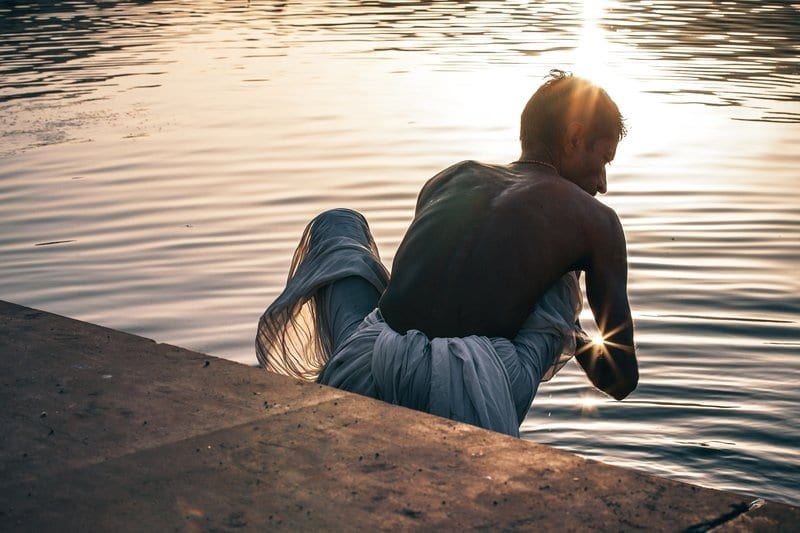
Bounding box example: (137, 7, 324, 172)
(575, 331, 638, 400)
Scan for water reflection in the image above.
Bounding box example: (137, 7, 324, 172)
(603, 1, 800, 122)
(0, 0, 164, 104)
(3, 1, 797, 114)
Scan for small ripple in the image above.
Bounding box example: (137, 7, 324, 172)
(641, 313, 794, 325)
(621, 399, 739, 410)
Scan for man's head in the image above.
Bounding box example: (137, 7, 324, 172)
(520, 70, 626, 196)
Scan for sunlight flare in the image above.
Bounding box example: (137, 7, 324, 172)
(591, 333, 606, 347)
(574, 0, 611, 85)
(579, 392, 604, 416)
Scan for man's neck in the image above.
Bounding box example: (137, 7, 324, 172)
(519, 145, 556, 164)
(515, 152, 558, 174)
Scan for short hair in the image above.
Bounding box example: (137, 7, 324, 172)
(520, 69, 626, 156)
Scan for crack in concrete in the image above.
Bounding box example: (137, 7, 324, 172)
(683, 498, 766, 532)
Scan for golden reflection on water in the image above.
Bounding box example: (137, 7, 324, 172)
(575, 0, 611, 83)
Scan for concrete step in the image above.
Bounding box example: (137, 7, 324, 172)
(1, 300, 796, 531)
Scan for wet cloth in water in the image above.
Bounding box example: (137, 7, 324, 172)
(256, 208, 587, 437)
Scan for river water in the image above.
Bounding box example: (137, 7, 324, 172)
(1, 0, 798, 506)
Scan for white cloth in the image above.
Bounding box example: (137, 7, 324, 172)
(256, 208, 588, 437)
(318, 272, 586, 437)
(256, 209, 389, 380)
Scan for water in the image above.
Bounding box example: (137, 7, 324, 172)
(1, 0, 798, 506)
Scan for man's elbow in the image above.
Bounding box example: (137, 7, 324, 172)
(610, 371, 638, 401)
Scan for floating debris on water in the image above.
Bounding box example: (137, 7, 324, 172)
(34, 240, 76, 247)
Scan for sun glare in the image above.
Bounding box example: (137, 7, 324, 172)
(574, 0, 611, 85)
(579, 392, 604, 416)
(591, 333, 606, 347)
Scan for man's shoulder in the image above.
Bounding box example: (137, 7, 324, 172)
(435, 160, 508, 179)
(417, 160, 507, 206)
(449, 159, 497, 169)
(533, 176, 616, 214)
(506, 177, 621, 238)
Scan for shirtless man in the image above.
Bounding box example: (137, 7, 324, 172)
(379, 70, 638, 400)
(258, 71, 638, 434)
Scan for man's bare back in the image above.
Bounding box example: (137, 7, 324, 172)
(380, 159, 625, 339)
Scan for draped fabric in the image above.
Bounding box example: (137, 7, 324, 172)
(255, 209, 389, 380)
(256, 208, 589, 436)
(318, 271, 585, 437)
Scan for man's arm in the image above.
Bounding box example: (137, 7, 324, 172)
(577, 207, 638, 400)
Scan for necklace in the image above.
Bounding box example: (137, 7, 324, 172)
(514, 159, 557, 172)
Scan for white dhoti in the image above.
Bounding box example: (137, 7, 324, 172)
(256, 208, 587, 437)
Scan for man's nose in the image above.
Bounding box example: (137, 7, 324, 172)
(597, 168, 607, 194)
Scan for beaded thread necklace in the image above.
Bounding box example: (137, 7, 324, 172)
(513, 159, 558, 172)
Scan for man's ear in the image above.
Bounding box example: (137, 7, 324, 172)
(563, 122, 585, 155)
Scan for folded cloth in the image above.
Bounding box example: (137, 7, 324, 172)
(256, 208, 588, 436)
(255, 209, 389, 380)
(318, 271, 585, 437)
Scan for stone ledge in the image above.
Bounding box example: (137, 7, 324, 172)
(1, 300, 796, 531)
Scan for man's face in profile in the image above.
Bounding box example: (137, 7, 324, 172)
(560, 135, 618, 197)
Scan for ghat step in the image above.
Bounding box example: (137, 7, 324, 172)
(0, 300, 796, 531)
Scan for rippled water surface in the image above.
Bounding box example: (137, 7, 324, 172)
(2, 0, 799, 506)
